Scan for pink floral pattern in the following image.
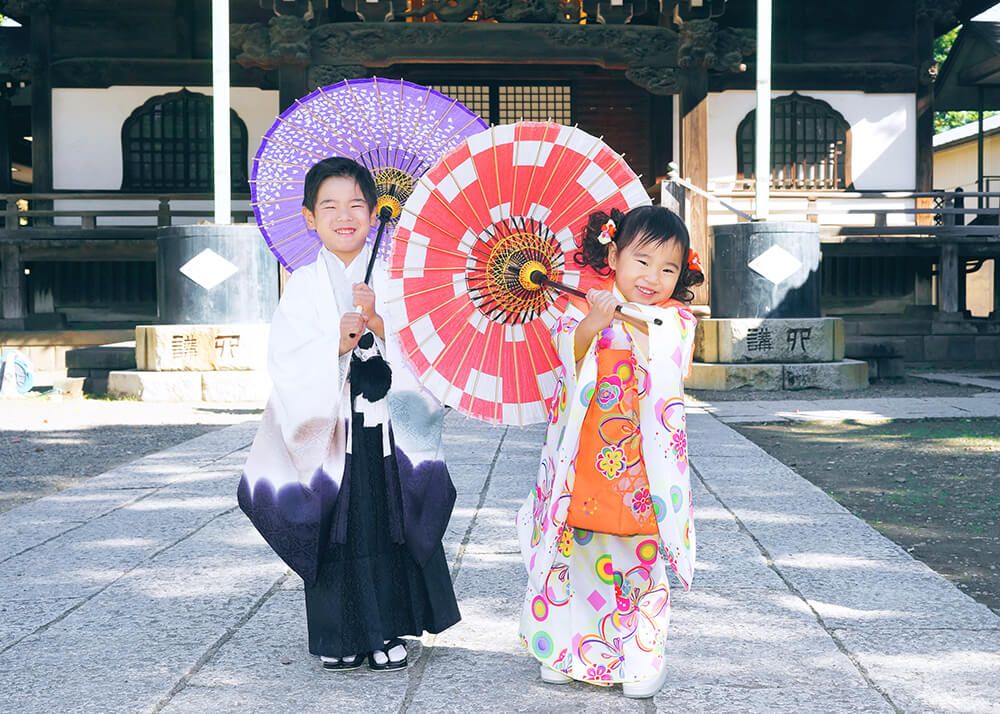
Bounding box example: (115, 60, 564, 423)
(595, 376, 623, 411)
(631, 487, 652, 517)
(671, 430, 687, 461)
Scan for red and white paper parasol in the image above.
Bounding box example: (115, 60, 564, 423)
(386, 121, 651, 425)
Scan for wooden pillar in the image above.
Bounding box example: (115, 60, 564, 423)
(680, 67, 710, 306)
(914, 12, 934, 223)
(938, 243, 961, 314)
(279, 65, 309, 113)
(0, 245, 25, 326)
(978, 87, 985, 208)
(992, 258, 1000, 321)
(30, 12, 53, 196)
(650, 94, 673, 183)
(0, 96, 11, 195)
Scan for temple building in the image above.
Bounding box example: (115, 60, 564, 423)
(1, 0, 998, 382)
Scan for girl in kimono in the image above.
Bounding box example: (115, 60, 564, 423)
(516, 205, 704, 699)
(238, 157, 460, 673)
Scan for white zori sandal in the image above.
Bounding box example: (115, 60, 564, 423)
(622, 664, 669, 699)
(369, 638, 408, 671)
(539, 664, 573, 685)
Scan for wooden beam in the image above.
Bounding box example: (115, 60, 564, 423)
(958, 55, 1000, 87)
(679, 67, 710, 305)
(710, 63, 918, 93)
(50, 59, 277, 90)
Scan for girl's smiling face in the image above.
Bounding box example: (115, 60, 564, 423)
(607, 235, 684, 305)
(301, 176, 376, 262)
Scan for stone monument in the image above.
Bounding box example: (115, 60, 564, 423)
(108, 224, 278, 402)
(688, 221, 868, 391)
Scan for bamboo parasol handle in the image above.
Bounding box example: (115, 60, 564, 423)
(528, 270, 663, 328)
(350, 205, 395, 339)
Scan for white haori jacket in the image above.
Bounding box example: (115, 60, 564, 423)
(516, 298, 698, 593)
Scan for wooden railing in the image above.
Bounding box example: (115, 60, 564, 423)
(0, 192, 254, 231)
(661, 182, 1000, 316)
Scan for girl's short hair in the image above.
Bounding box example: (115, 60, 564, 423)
(574, 204, 705, 303)
(302, 157, 378, 213)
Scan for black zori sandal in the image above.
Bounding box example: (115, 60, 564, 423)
(321, 653, 367, 671)
(368, 638, 408, 671)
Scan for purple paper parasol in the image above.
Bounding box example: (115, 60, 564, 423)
(251, 78, 489, 271)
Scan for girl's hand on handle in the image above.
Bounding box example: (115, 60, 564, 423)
(339, 312, 367, 355)
(585, 289, 618, 329)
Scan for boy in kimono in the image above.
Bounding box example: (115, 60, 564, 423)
(239, 157, 460, 672)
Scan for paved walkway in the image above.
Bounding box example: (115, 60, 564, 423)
(1, 411, 997, 713)
(700, 393, 1000, 424)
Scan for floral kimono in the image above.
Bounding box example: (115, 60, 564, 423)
(516, 296, 696, 685)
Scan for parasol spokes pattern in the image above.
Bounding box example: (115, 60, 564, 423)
(250, 78, 488, 270)
(387, 121, 651, 425)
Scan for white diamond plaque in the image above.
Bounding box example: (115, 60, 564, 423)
(747, 245, 802, 285)
(179, 249, 239, 290)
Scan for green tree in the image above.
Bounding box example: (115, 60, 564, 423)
(935, 26, 995, 133)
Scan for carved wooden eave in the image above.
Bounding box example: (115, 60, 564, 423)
(306, 23, 681, 95)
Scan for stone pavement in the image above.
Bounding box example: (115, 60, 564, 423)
(700, 393, 1000, 424)
(1, 411, 998, 713)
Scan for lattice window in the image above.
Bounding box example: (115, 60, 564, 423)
(498, 85, 572, 124)
(432, 85, 491, 120)
(121, 89, 248, 192)
(737, 93, 851, 191)
(432, 83, 572, 126)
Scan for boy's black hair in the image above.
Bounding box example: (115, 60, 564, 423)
(301, 156, 378, 213)
(574, 204, 705, 303)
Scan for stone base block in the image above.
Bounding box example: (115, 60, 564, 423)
(109, 371, 203, 401)
(52, 377, 85, 399)
(695, 318, 844, 364)
(65, 344, 137, 371)
(782, 360, 869, 390)
(135, 324, 268, 372)
(201, 371, 272, 402)
(688, 359, 868, 391)
(687, 363, 784, 391)
(108, 370, 270, 402)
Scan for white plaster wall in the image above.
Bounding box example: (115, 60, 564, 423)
(706, 90, 916, 191)
(933, 136, 1000, 191)
(52, 86, 278, 190)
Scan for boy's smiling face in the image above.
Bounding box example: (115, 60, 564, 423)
(301, 176, 377, 263)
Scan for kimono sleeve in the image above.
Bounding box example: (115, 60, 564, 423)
(267, 269, 350, 446)
(550, 303, 588, 383)
(677, 307, 698, 378)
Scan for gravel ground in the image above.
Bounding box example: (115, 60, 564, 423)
(735, 418, 1000, 614)
(0, 397, 264, 513)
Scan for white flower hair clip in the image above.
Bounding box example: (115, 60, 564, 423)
(597, 219, 616, 245)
